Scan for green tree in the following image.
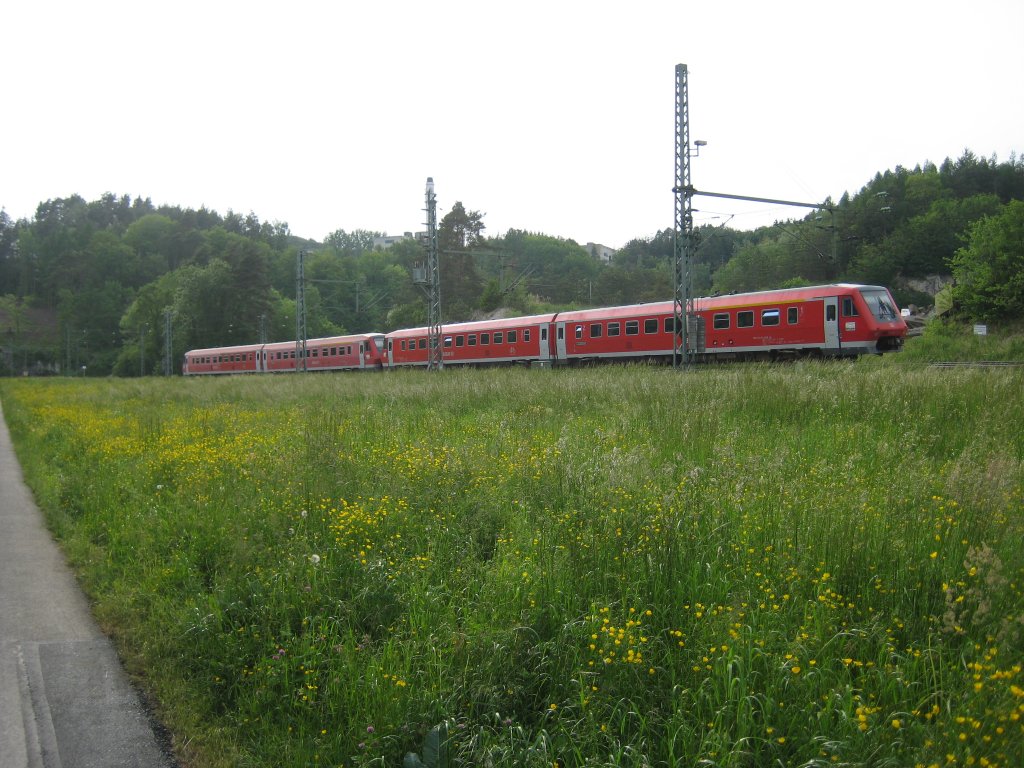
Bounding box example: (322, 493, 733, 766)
(950, 200, 1024, 322)
(124, 214, 182, 278)
(857, 194, 1003, 281)
(438, 202, 485, 319)
(0, 209, 22, 295)
(323, 229, 380, 257)
(479, 279, 502, 313)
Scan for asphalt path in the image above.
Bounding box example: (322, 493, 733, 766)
(0, 400, 175, 768)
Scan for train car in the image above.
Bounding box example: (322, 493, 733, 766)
(554, 303, 676, 364)
(386, 314, 558, 368)
(693, 283, 905, 359)
(183, 333, 386, 376)
(547, 284, 905, 364)
(182, 343, 263, 375)
(262, 333, 386, 372)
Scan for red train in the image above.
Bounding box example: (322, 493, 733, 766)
(182, 284, 907, 375)
(182, 333, 387, 375)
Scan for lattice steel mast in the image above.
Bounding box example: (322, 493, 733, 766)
(163, 308, 173, 376)
(673, 63, 695, 369)
(424, 177, 443, 370)
(295, 249, 308, 372)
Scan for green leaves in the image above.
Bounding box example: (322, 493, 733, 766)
(404, 724, 449, 768)
(951, 200, 1024, 321)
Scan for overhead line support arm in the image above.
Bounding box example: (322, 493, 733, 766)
(674, 186, 833, 211)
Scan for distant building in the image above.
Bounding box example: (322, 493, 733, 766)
(373, 232, 420, 250)
(586, 242, 616, 263)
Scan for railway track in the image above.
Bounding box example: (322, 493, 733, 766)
(929, 361, 1024, 368)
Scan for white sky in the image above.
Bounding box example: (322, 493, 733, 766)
(2, 0, 1022, 249)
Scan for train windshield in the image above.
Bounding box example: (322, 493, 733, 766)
(372, 336, 385, 353)
(859, 289, 899, 321)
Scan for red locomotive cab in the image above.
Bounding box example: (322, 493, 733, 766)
(855, 286, 907, 352)
(363, 334, 386, 369)
(830, 285, 908, 354)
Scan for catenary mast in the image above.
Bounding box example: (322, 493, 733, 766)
(673, 63, 696, 369)
(424, 177, 443, 370)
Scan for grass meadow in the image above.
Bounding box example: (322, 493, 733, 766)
(1, 360, 1022, 768)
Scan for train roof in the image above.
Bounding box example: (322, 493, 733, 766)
(383, 285, 895, 337)
(184, 342, 263, 356)
(694, 284, 890, 310)
(264, 332, 384, 350)
(386, 313, 559, 338)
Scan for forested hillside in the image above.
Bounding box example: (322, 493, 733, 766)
(1, 150, 1022, 376)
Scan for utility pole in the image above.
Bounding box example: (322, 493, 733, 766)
(673, 63, 697, 369)
(139, 324, 146, 377)
(424, 177, 442, 370)
(163, 308, 173, 376)
(295, 249, 308, 371)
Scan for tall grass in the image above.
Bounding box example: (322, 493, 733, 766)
(896, 319, 1024, 363)
(2, 363, 1022, 767)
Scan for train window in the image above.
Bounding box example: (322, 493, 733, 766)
(481, 333, 490, 345)
(508, 329, 517, 343)
(826, 305, 837, 322)
(401, 340, 406, 351)
(456, 336, 464, 347)
(590, 323, 603, 338)
(330, 347, 336, 356)
(575, 325, 584, 339)
(290, 351, 296, 358)
(842, 297, 859, 317)
(418, 338, 427, 349)
(788, 307, 798, 324)
(557, 327, 564, 340)
(444, 337, 452, 348)
(713, 313, 730, 330)
(526, 329, 532, 342)
(737, 311, 754, 328)
(468, 334, 477, 346)
(761, 309, 780, 326)
(664, 317, 678, 334)
(494, 332, 503, 344)
(860, 289, 899, 320)
(626, 321, 639, 335)
(644, 319, 658, 334)
(312, 349, 319, 357)
(608, 322, 620, 337)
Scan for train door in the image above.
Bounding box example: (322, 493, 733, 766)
(824, 297, 840, 351)
(555, 322, 567, 361)
(538, 325, 550, 363)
